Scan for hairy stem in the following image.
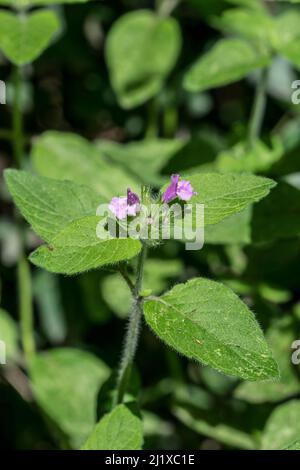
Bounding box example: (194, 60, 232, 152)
(18, 257, 35, 364)
(248, 68, 268, 148)
(115, 244, 147, 406)
(12, 66, 24, 168)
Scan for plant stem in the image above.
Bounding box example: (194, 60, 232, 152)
(18, 257, 35, 364)
(12, 66, 24, 168)
(115, 243, 147, 406)
(11, 62, 35, 365)
(248, 68, 268, 148)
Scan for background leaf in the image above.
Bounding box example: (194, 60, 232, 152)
(262, 400, 300, 450)
(30, 348, 110, 449)
(183, 38, 270, 93)
(105, 10, 181, 108)
(82, 404, 143, 450)
(0, 10, 60, 66)
(31, 132, 139, 200)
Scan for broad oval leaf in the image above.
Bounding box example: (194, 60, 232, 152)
(30, 348, 110, 449)
(29, 216, 142, 275)
(144, 278, 279, 381)
(105, 10, 181, 108)
(262, 400, 300, 450)
(31, 131, 139, 200)
(82, 404, 143, 450)
(162, 173, 276, 226)
(4, 169, 100, 243)
(0, 10, 60, 66)
(183, 38, 270, 93)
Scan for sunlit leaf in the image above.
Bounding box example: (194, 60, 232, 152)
(144, 278, 279, 381)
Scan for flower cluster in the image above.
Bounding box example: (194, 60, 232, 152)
(109, 175, 196, 220)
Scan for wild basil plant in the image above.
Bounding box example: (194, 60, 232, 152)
(1, 0, 300, 452)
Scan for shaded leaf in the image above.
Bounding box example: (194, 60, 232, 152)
(82, 404, 143, 450)
(183, 38, 270, 93)
(235, 318, 300, 404)
(105, 10, 181, 108)
(31, 132, 139, 200)
(30, 348, 110, 449)
(262, 400, 300, 450)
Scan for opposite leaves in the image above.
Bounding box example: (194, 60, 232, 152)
(144, 278, 279, 381)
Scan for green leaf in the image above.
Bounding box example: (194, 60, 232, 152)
(96, 138, 184, 186)
(82, 404, 143, 450)
(0, 10, 60, 66)
(279, 38, 300, 71)
(105, 10, 181, 108)
(262, 400, 300, 450)
(183, 38, 270, 93)
(214, 8, 275, 46)
(29, 216, 142, 275)
(173, 405, 256, 450)
(283, 440, 300, 450)
(235, 318, 300, 404)
(4, 169, 100, 243)
(30, 348, 110, 449)
(215, 138, 284, 174)
(0, 309, 19, 362)
(31, 131, 139, 200)
(164, 173, 276, 226)
(144, 278, 279, 381)
(205, 207, 252, 245)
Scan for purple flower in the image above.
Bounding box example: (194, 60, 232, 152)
(177, 180, 195, 201)
(109, 197, 128, 220)
(162, 174, 196, 203)
(162, 174, 180, 203)
(109, 188, 141, 220)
